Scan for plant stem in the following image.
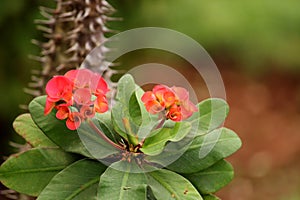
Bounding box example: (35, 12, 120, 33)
(87, 119, 124, 150)
(155, 117, 166, 129)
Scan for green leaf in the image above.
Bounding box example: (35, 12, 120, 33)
(112, 74, 140, 138)
(29, 96, 91, 157)
(95, 112, 122, 144)
(148, 169, 203, 200)
(37, 159, 107, 200)
(188, 98, 229, 135)
(13, 113, 57, 148)
(184, 159, 234, 194)
(116, 74, 136, 104)
(129, 90, 143, 126)
(166, 128, 241, 174)
(98, 161, 148, 200)
(140, 122, 191, 156)
(0, 148, 77, 196)
(76, 119, 121, 159)
(203, 194, 221, 200)
(111, 102, 131, 140)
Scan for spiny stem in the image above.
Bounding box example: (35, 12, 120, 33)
(87, 119, 124, 150)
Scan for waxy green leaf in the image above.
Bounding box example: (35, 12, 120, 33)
(166, 128, 241, 174)
(111, 74, 139, 141)
(13, 113, 57, 148)
(112, 74, 157, 144)
(98, 161, 148, 200)
(188, 98, 229, 135)
(148, 169, 203, 200)
(37, 159, 106, 200)
(29, 96, 91, 157)
(184, 159, 234, 194)
(140, 122, 191, 156)
(76, 119, 121, 159)
(0, 148, 77, 196)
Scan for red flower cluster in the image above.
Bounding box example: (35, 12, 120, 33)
(141, 85, 198, 121)
(44, 69, 109, 130)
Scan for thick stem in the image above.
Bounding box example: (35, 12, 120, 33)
(87, 119, 124, 150)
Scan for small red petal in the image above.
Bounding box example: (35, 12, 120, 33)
(55, 106, 70, 120)
(94, 94, 108, 113)
(73, 88, 93, 105)
(44, 98, 55, 115)
(66, 112, 82, 130)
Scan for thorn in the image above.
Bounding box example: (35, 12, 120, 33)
(59, 11, 75, 18)
(39, 6, 55, 13)
(39, 9, 54, 18)
(31, 75, 42, 82)
(65, 43, 79, 53)
(28, 55, 47, 63)
(103, 16, 123, 22)
(101, 0, 115, 11)
(85, 41, 93, 51)
(23, 88, 41, 96)
(35, 19, 55, 25)
(36, 25, 53, 34)
(31, 39, 42, 46)
(103, 26, 118, 33)
(95, 17, 104, 26)
(19, 104, 29, 110)
(89, 22, 97, 32)
(82, 7, 91, 18)
(28, 82, 42, 88)
(56, 64, 66, 71)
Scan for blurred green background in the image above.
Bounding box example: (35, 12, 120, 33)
(1, 0, 300, 199)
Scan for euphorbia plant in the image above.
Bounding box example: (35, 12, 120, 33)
(0, 69, 241, 200)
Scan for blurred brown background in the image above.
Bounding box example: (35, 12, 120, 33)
(0, 1, 300, 199)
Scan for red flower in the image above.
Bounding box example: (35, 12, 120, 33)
(142, 85, 198, 121)
(44, 69, 110, 130)
(66, 112, 82, 130)
(64, 69, 109, 95)
(64, 69, 91, 89)
(44, 76, 73, 115)
(141, 91, 164, 114)
(166, 104, 182, 122)
(171, 86, 198, 120)
(55, 105, 70, 120)
(94, 93, 108, 113)
(91, 73, 109, 96)
(73, 88, 93, 106)
(80, 106, 95, 119)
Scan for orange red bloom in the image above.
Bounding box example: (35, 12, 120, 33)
(44, 69, 109, 130)
(141, 85, 198, 121)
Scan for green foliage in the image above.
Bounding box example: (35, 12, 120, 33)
(166, 128, 242, 174)
(28, 96, 91, 157)
(13, 113, 57, 148)
(140, 122, 191, 156)
(0, 74, 241, 199)
(38, 159, 107, 200)
(183, 160, 234, 194)
(148, 169, 203, 200)
(0, 148, 78, 196)
(98, 161, 148, 200)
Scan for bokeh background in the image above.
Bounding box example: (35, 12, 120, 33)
(1, 0, 300, 199)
